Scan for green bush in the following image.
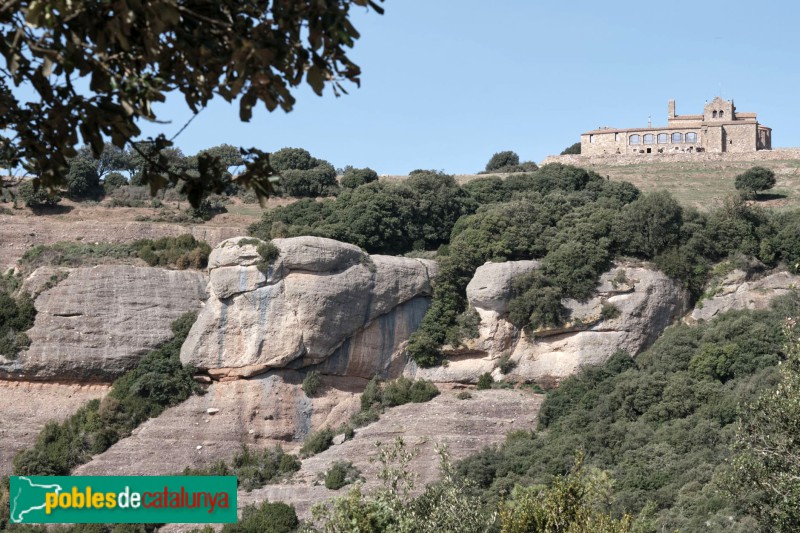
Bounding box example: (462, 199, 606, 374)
(734, 166, 776, 197)
(300, 427, 335, 457)
(340, 166, 378, 189)
(133, 235, 211, 269)
(323, 461, 362, 490)
(600, 302, 621, 320)
(0, 290, 36, 358)
(485, 150, 519, 172)
(13, 312, 199, 476)
(560, 141, 582, 155)
(255, 242, 279, 274)
(102, 172, 128, 192)
(476, 373, 493, 390)
(16, 180, 61, 207)
(302, 370, 322, 397)
(222, 501, 298, 533)
(457, 390, 473, 400)
(498, 353, 516, 374)
(185, 445, 299, 492)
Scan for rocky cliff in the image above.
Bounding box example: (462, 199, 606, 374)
(0, 265, 208, 381)
(181, 236, 437, 379)
(406, 261, 691, 385)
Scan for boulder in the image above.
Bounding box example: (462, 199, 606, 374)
(688, 270, 800, 323)
(0, 265, 208, 381)
(181, 237, 436, 379)
(407, 262, 690, 385)
(465, 260, 539, 313)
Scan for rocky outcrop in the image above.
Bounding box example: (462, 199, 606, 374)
(407, 261, 690, 385)
(181, 237, 437, 379)
(75, 371, 362, 476)
(688, 269, 800, 323)
(0, 265, 208, 381)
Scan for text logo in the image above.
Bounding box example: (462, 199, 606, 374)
(9, 476, 237, 524)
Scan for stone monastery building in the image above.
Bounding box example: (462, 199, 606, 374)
(580, 97, 771, 156)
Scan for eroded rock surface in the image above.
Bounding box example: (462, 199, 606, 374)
(407, 262, 690, 385)
(0, 381, 109, 475)
(0, 265, 208, 381)
(75, 371, 361, 476)
(688, 270, 800, 323)
(181, 237, 437, 379)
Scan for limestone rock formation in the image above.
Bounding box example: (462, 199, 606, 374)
(407, 262, 690, 385)
(181, 237, 437, 379)
(0, 265, 208, 381)
(688, 269, 800, 323)
(75, 371, 362, 476)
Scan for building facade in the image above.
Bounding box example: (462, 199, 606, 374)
(580, 97, 771, 156)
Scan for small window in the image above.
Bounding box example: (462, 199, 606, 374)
(719, 110, 724, 119)
(643, 134, 655, 145)
(671, 132, 683, 143)
(657, 133, 668, 144)
(712, 111, 718, 118)
(629, 134, 641, 145)
(589, 134, 595, 143)
(615, 133, 620, 142)
(685, 132, 697, 143)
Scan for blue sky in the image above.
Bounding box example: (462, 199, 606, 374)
(138, 0, 799, 175)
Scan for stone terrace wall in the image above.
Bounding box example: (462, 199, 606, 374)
(541, 148, 800, 167)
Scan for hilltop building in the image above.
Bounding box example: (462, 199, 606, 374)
(580, 97, 771, 156)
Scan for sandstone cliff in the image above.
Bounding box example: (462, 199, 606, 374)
(181, 236, 437, 379)
(0, 265, 208, 381)
(406, 261, 691, 385)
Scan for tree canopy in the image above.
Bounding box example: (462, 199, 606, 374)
(735, 166, 777, 197)
(0, 0, 384, 206)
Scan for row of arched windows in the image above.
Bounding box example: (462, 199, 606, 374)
(712, 110, 725, 118)
(629, 132, 698, 145)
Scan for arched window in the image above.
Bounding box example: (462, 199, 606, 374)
(629, 134, 641, 145)
(671, 132, 683, 143)
(657, 133, 668, 144)
(643, 134, 655, 145)
(685, 132, 697, 143)
(719, 110, 724, 118)
(712, 110, 718, 118)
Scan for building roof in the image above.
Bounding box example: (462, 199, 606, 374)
(583, 118, 762, 136)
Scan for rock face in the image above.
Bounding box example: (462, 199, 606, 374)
(181, 237, 437, 379)
(407, 261, 690, 385)
(688, 270, 800, 323)
(75, 371, 361, 476)
(0, 265, 208, 381)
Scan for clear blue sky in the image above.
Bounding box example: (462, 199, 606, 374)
(138, 0, 799, 175)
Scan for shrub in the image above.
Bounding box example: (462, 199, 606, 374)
(302, 370, 322, 397)
(0, 290, 36, 358)
(498, 353, 516, 374)
(734, 166, 776, 197)
(485, 151, 519, 172)
(340, 166, 378, 189)
(382, 377, 439, 407)
(16, 180, 61, 207)
(102, 172, 128, 192)
(477, 373, 493, 390)
(271, 147, 338, 197)
(134, 235, 211, 269)
(324, 461, 362, 490)
(600, 302, 621, 320)
(222, 501, 298, 533)
(560, 142, 582, 155)
(256, 242, 279, 274)
(66, 156, 102, 199)
(185, 445, 299, 492)
(300, 427, 335, 457)
(457, 391, 473, 400)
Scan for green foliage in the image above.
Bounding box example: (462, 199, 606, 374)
(0, 288, 35, 358)
(13, 312, 199, 476)
(249, 172, 475, 255)
(340, 166, 379, 189)
(616, 191, 683, 258)
(560, 141, 582, 155)
(734, 166, 776, 197)
(271, 147, 338, 197)
(16, 180, 61, 207)
(348, 376, 439, 432)
(457, 390, 473, 400)
(103, 172, 128, 192)
(222, 501, 298, 533)
(66, 152, 103, 199)
(185, 445, 300, 492)
(486, 151, 520, 172)
(477, 373, 493, 390)
(303, 370, 322, 397)
(458, 297, 799, 531)
(300, 427, 335, 457)
(499, 454, 633, 533)
(324, 461, 362, 490)
(600, 302, 621, 320)
(727, 318, 800, 531)
(498, 353, 516, 374)
(255, 242, 280, 274)
(133, 235, 211, 269)
(461, 176, 511, 204)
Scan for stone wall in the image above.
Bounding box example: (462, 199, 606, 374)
(542, 147, 800, 167)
